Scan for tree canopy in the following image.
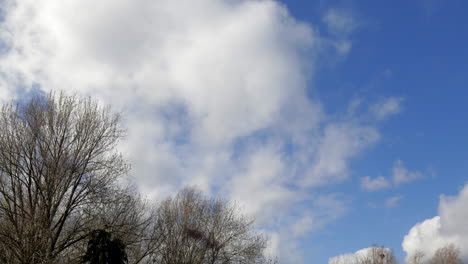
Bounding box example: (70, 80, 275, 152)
(0, 92, 274, 264)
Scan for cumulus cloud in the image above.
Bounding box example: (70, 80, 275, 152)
(0, 0, 397, 262)
(392, 160, 423, 185)
(361, 176, 391, 191)
(402, 183, 468, 262)
(361, 160, 422, 191)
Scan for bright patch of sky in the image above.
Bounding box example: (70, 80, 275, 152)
(0, 0, 467, 263)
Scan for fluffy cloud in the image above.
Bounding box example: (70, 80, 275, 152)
(361, 175, 391, 191)
(392, 160, 423, 185)
(361, 160, 422, 191)
(0, 0, 397, 262)
(402, 183, 468, 262)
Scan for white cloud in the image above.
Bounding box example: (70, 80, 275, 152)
(227, 145, 299, 224)
(322, 8, 358, 56)
(0, 0, 396, 262)
(392, 160, 423, 185)
(290, 194, 348, 237)
(402, 183, 468, 262)
(361, 176, 391, 191)
(361, 160, 422, 192)
(385, 195, 404, 208)
(303, 122, 380, 187)
(323, 8, 358, 37)
(268, 194, 348, 262)
(371, 97, 404, 120)
(291, 214, 316, 237)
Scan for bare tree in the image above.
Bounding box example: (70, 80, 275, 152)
(84, 188, 162, 264)
(64, 187, 162, 264)
(428, 244, 463, 264)
(154, 187, 272, 264)
(354, 246, 397, 264)
(0, 92, 275, 264)
(0, 92, 131, 264)
(407, 250, 425, 264)
(328, 246, 397, 264)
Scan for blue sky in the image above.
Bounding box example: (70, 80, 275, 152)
(279, 0, 468, 262)
(0, 0, 467, 263)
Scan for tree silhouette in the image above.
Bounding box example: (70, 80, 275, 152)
(82, 228, 128, 264)
(0, 92, 129, 263)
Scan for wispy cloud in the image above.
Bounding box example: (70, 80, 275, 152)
(322, 8, 359, 55)
(323, 8, 359, 37)
(291, 194, 348, 237)
(385, 195, 404, 208)
(371, 97, 404, 120)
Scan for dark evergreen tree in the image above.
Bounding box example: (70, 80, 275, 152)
(82, 229, 128, 264)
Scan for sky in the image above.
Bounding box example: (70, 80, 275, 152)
(0, 0, 467, 263)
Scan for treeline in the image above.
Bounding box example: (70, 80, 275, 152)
(0, 93, 275, 264)
(408, 244, 464, 264)
(330, 244, 464, 264)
